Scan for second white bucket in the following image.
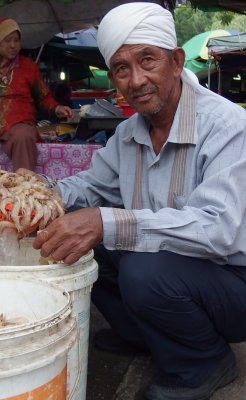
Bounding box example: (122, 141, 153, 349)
(0, 278, 77, 399)
(1, 238, 98, 400)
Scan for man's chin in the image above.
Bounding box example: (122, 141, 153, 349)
(138, 106, 163, 117)
(132, 101, 163, 116)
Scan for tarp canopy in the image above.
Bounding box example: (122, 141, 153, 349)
(28, 35, 108, 85)
(45, 39, 107, 70)
(56, 27, 98, 47)
(207, 33, 246, 55)
(0, 0, 164, 49)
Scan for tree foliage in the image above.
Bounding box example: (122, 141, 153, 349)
(211, 13, 246, 32)
(174, 4, 246, 46)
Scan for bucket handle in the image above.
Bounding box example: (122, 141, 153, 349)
(68, 322, 82, 400)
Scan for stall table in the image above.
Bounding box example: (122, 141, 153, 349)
(0, 143, 102, 179)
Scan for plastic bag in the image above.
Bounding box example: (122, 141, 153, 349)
(84, 99, 122, 117)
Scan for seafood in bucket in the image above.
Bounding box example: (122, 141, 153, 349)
(0, 169, 64, 234)
(0, 313, 21, 327)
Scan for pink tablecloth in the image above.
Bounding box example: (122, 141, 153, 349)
(0, 143, 102, 179)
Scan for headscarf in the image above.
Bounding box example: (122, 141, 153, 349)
(97, 2, 199, 85)
(0, 17, 21, 43)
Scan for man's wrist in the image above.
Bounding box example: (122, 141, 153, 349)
(38, 174, 58, 189)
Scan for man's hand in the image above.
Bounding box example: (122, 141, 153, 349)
(15, 168, 46, 183)
(33, 208, 103, 265)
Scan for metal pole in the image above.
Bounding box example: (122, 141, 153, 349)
(218, 65, 221, 94)
(35, 44, 45, 63)
(208, 57, 211, 89)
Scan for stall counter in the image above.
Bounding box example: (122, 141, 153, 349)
(0, 143, 102, 179)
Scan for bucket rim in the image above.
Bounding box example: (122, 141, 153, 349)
(0, 249, 94, 270)
(0, 278, 71, 335)
(0, 313, 77, 379)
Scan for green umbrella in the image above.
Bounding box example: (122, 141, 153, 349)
(183, 30, 231, 62)
(182, 30, 232, 77)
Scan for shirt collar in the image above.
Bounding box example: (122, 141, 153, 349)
(123, 81, 197, 145)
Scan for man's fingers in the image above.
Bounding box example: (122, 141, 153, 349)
(42, 243, 83, 265)
(33, 229, 50, 249)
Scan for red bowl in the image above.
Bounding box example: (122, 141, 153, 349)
(118, 104, 136, 116)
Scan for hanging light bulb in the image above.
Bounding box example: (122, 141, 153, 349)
(60, 71, 66, 80)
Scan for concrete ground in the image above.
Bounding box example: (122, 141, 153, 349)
(86, 304, 246, 400)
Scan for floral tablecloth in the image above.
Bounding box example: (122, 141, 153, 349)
(0, 143, 102, 179)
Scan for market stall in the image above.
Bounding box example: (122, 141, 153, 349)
(0, 143, 102, 179)
(182, 29, 237, 80)
(207, 33, 246, 105)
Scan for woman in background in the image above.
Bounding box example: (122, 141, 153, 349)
(0, 17, 73, 171)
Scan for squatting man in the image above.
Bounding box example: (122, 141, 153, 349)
(17, 3, 246, 400)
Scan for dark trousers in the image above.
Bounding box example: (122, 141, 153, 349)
(92, 245, 246, 387)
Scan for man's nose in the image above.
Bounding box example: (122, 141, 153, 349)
(129, 65, 148, 87)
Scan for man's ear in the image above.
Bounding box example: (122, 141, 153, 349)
(172, 48, 185, 78)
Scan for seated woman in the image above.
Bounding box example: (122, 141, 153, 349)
(0, 17, 73, 171)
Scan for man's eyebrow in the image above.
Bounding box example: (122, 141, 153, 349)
(110, 59, 125, 69)
(141, 46, 155, 55)
(110, 45, 162, 69)
(111, 47, 152, 64)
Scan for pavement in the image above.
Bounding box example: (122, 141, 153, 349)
(86, 304, 246, 400)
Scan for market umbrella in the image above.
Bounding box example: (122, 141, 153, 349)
(0, 0, 163, 49)
(182, 30, 239, 77)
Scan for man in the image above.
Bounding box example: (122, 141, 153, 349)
(19, 3, 246, 400)
(0, 17, 73, 171)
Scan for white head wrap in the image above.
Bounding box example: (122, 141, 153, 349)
(97, 2, 176, 68)
(97, 2, 199, 85)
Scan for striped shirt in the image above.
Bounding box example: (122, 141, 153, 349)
(58, 81, 246, 265)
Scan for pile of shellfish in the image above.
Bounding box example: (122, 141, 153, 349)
(0, 169, 64, 234)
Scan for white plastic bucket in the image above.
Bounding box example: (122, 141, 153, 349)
(0, 278, 77, 399)
(1, 238, 98, 400)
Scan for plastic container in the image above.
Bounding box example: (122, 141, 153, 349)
(71, 89, 115, 108)
(71, 89, 115, 98)
(116, 103, 136, 116)
(71, 98, 95, 108)
(1, 238, 98, 400)
(0, 278, 77, 399)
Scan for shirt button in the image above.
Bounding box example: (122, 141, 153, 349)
(160, 242, 166, 250)
(153, 162, 159, 168)
(116, 243, 123, 249)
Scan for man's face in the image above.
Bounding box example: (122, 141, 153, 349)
(108, 44, 183, 115)
(0, 31, 21, 61)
